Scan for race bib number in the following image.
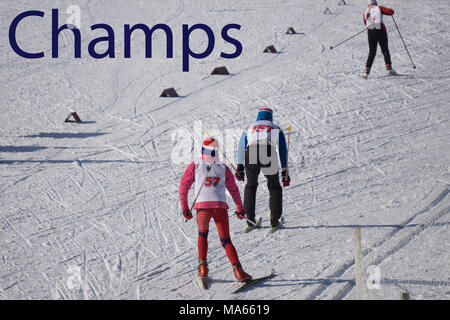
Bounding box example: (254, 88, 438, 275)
(204, 177, 220, 187)
(251, 124, 272, 134)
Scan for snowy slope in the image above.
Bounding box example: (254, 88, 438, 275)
(0, 0, 449, 300)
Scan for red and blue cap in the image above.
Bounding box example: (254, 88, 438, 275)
(256, 107, 273, 121)
(201, 137, 219, 162)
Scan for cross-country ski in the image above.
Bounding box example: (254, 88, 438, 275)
(232, 270, 277, 294)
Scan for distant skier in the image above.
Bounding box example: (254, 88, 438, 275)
(361, 0, 396, 79)
(179, 137, 252, 283)
(235, 107, 290, 229)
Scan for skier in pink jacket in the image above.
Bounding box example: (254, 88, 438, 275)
(179, 137, 252, 283)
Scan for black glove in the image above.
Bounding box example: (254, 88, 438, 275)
(235, 164, 245, 181)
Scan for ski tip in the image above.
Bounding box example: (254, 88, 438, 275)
(267, 269, 277, 277)
(232, 270, 277, 294)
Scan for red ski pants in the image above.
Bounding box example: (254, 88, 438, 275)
(196, 208, 240, 265)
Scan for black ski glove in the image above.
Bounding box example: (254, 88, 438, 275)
(235, 164, 245, 181)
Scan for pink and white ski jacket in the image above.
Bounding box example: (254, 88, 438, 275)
(179, 160, 243, 212)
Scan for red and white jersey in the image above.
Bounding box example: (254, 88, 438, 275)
(194, 160, 227, 204)
(365, 5, 383, 29)
(179, 160, 244, 212)
(363, 5, 394, 32)
(246, 120, 280, 146)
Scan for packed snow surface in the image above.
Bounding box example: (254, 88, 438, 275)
(0, 0, 449, 300)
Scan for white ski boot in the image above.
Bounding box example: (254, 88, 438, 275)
(360, 67, 370, 79)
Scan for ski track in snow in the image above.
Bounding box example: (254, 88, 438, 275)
(306, 187, 450, 300)
(1, 0, 449, 300)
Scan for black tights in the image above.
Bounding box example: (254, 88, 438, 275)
(244, 145, 282, 222)
(366, 29, 392, 69)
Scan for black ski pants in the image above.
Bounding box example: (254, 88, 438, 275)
(244, 144, 282, 222)
(366, 29, 392, 69)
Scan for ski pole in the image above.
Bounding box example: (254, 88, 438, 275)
(330, 28, 366, 50)
(391, 16, 416, 69)
(205, 130, 237, 172)
(285, 126, 292, 176)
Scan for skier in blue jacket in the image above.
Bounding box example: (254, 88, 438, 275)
(235, 108, 290, 228)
